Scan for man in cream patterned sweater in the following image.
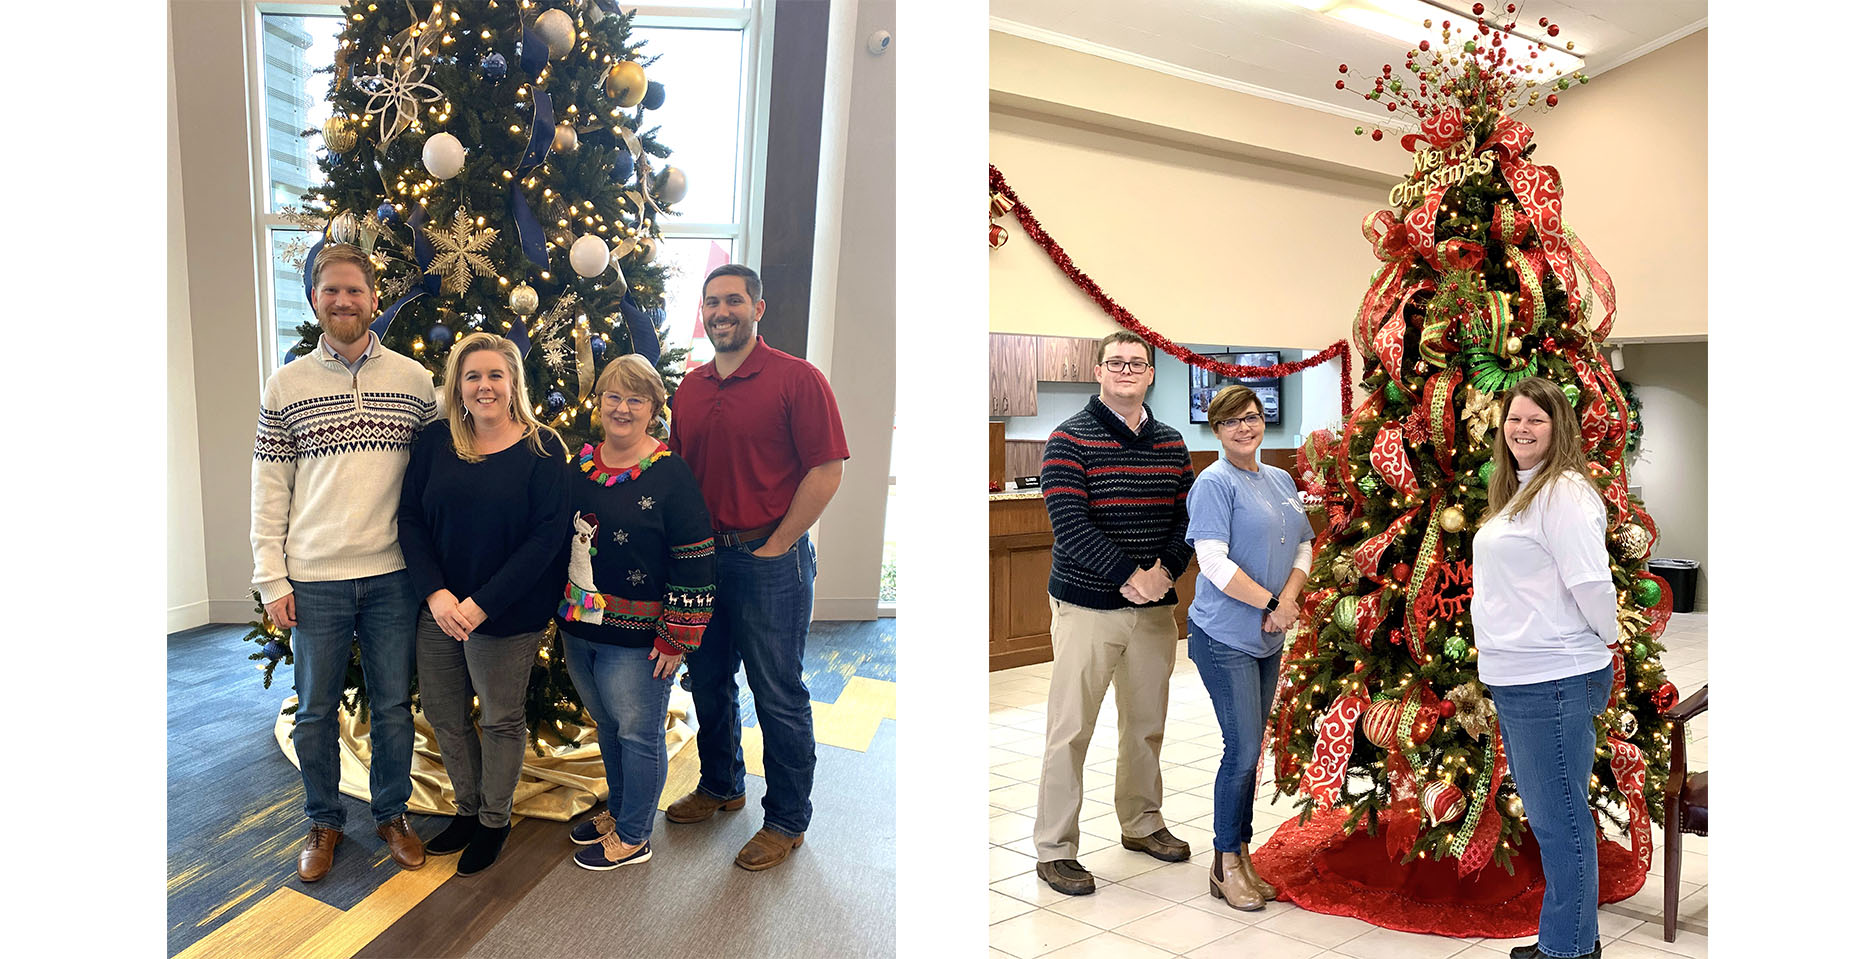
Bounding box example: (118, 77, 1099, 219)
(250, 244, 436, 883)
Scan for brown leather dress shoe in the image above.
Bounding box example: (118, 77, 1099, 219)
(376, 814, 427, 870)
(734, 827, 804, 871)
(1121, 827, 1191, 862)
(298, 826, 341, 883)
(664, 789, 748, 824)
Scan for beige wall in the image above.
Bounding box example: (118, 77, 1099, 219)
(168, 5, 210, 631)
(1526, 31, 1707, 341)
(988, 30, 1708, 347)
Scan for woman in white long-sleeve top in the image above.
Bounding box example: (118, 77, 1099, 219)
(1471, 376, 1619, 959)
(1182, 385, 1312, 912)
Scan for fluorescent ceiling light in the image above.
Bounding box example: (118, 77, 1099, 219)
(1279, 0, 1586, 77)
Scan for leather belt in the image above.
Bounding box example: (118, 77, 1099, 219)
(714, 520, 781, 549)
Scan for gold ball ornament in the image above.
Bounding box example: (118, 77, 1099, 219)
(532, 9, 576, 60)
(323, 115, 357, 153)
(1505, 335, 1522, 354)
(1502, 793, 1525, 818)
(552, 123, 579, 153)
(1613, 522, 1651, 560)
(1438, 506, 1466, 532)
(605, 61, 648, 107)
(508, 283, 539, 315)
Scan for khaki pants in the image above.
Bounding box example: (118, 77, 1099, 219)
(1032, 598, 1178, 862)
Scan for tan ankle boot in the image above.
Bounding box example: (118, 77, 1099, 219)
(1237, 843, 1278, 899)
(1210, 850, 1265, 911)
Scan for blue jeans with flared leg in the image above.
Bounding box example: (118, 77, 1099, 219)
(684, 533, 817, 837)
(1489, 659, 1615, 959)
(1187, 622, 1283, 853)
(286, 570, 418, 829)
(562, 630, 675, 845)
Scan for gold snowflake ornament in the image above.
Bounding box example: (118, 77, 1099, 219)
(422, 209, 499, 294)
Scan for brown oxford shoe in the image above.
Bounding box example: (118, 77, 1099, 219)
(297, 826, 341, 883)
(664, 789, 748, 824)
(734, 827, 804, 871)
(376, 814, 426, 870)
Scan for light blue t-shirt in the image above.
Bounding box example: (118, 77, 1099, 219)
(1184, 457, 1312, 657)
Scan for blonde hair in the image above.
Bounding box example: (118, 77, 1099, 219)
(1483, 376, 1594, 522)
(593, 353, 668, 412)
(441, 332, 562, 463)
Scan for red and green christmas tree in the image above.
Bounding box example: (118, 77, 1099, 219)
(251, 0, 691, 745)
(1259, 2, 1679, 906)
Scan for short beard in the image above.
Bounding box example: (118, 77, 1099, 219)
(710, 325, 752, 354)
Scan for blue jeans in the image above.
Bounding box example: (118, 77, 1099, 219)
(1489, 660, 1615, 959)
(562, 631, 675, 845)
(1187, 622, 1283, 853)
(287, 570, 418, 828)
(685, 533, 817, 837)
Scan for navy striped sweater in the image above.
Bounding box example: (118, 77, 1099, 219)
(1041, 398, 1195, 610)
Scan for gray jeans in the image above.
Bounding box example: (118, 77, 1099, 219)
(416, 608, 544, 828)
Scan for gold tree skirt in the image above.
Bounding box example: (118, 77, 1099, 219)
(271, 689, 698, 822)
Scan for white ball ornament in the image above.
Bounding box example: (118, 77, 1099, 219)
(569, 234, 611, 278)
(422, 132, 465, 179)
(654, 165, 688, 205)
(532, 10, 576, 60)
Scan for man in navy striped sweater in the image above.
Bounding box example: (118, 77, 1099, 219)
(1032, 331, 1197, 896)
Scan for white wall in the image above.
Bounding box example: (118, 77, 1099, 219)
(168, 3, 210, 631)
(805, 0, 896, 621)
(1620, 341, 1708, 611)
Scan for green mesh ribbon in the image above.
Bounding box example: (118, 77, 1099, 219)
(1449, 733, 1497, 854)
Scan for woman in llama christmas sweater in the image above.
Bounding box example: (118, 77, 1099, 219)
(558, 354, 715, 871)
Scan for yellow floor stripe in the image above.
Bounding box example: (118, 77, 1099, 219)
(279, 866, 456, 959)
(175, 887, 342, 959)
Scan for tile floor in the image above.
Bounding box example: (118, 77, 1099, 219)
(988, 612, 1709, 959)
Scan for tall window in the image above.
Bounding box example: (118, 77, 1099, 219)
(249, 1, 771, 372)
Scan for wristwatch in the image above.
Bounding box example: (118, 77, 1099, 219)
(1264, 594, 1280, 613)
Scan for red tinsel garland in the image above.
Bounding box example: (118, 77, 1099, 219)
(991, 163, 1353, 419)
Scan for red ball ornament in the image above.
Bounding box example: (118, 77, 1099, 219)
(1372, 129, 1385, 141)
(1419, 40, 1431, 52)
(1387, 102, 1397, 111)
(1336, 79, 1346, 89)
(1546, 94, 1559, 107)
(1547, 24, 1560, 37)
(1363, 698, 1431, 747)
(1538, 16, 1549, 26)
(1383, 63, 1392, 75)
(1653, 683, 1680, 711)
(1421, 780, 1466, 825)
(1391, 562, 1411, 583)
(1507, 3, 1516, 11)
(1438, 700, 1457, 718)
(1339, 63, 1350, 73)
(989, 224, 1009, 249)
(1473, 3, 1485, 14)
(1442, 20, 1451, 28)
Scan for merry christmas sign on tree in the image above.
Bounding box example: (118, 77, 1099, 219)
(1252, 3, 1680, 935)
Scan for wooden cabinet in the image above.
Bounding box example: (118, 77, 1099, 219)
(988, 333, 1038, 417)
(1036, 335, 1100, 382)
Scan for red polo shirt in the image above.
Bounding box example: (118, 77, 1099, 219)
(670, 336, 849, 532)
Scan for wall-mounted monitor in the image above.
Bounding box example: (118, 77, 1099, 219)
(1189, 351, 1281, 428)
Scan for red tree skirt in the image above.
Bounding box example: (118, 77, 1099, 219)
(1250, 809, 1648, 938)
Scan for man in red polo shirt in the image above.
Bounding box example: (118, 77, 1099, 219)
(665, 263, 848, 871)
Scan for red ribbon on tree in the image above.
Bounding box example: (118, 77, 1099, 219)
(990, 164, 1352, 418)
(1302, 686, 1371, 804)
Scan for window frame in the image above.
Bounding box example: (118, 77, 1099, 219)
(242, 0, 774, 379)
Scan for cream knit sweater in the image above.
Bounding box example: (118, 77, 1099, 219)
(250, 337, 437, 603)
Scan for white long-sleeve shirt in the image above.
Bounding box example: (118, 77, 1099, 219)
(1471, 466, 1617, 686)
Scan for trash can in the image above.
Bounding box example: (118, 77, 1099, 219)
(1648, 559, 1699, 613)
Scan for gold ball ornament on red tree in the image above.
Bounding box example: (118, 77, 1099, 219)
(1421, 780, 1466, 825)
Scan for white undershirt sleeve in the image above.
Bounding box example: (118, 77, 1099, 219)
(1293, 538, 1312, 573)
(1194, 538, 1241, 592)
(1568, 580, 1621, 647)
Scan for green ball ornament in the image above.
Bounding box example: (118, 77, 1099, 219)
(1562, 384, 1581, 405)
(1633, 578, 1662, 607)
(1477, 460, 1495, 484)
(1631, 640, 1650, 659)
(1444, 636, 1469, 660)
(1386, 381, 1409, 405)
(1333, 596, 1360, 632)
(1358, 474, 1382, 495)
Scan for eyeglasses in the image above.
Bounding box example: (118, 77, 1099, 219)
(1216, 416, 1262, 432)
(1101, 358, 1151, 374)
(599, 392, 652, 411)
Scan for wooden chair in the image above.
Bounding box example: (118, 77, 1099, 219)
(1662, 684, 1708, 942)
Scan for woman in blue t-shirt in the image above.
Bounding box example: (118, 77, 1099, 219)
(1182, 385, 1312, 911)
(398, 332, 572, 876)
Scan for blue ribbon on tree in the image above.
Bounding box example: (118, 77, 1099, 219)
(301, 234, 328, 303)
(519, 10, 548, 77)
(408, 204, 442, 296)
(618, 279, 661, 367)
(370, 284, 431, 340)
(509, 83, 554, 269)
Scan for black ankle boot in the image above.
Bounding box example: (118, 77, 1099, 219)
(425, 815, 479, 855)
(1509, 941, 1600, 959)
(456, 823, 512, 875)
